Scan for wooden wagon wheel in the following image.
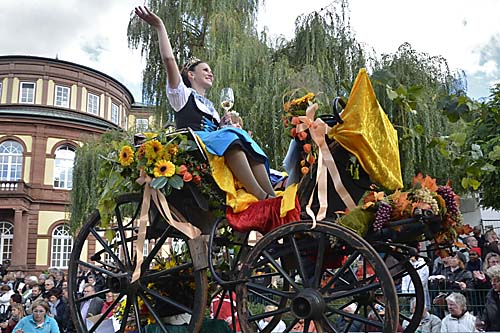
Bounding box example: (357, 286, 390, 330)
(236, 220, 399, 333)
(68, 193, 207, 333)
(373, 243, 425, 333)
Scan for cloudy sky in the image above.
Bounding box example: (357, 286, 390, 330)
(2, 0, 499, 102)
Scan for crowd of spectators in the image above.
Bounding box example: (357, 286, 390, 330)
(0, 266, 112, 333)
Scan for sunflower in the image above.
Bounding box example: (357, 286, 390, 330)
(166, 143, 179, 156)
(144, 140, 164, 161)
(153, 160, 176, 178)
(119, 145, 135, 166)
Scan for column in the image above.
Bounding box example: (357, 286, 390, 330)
(10, 209, 28, 270)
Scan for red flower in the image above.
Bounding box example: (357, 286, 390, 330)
(290, 128, 297, 137)
(183, 172, 193, 182)
(303, 143, 312, 153)
(193, 175, 202, 184)
(291, 117, 301, 125)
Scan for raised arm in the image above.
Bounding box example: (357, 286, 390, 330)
(135, 6, 180, 89)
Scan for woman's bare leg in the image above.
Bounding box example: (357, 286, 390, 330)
(250, 161, 276, 197)
(225, 147, 268, 200)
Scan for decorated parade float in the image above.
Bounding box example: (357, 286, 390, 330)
(67, 69, 467, 333)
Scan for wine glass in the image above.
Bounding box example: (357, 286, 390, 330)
(220, 88, 234, 112)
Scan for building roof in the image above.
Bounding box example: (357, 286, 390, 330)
(0, 54, 135, 104)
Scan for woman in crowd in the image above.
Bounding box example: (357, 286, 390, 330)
(0, 303, 24, 333)
(47, 289, 69, 333)
(13, 300, 59, 333)
(134, 6, 275, 201)
(402, 298, 441, 333)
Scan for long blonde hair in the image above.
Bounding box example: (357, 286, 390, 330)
(11, 303, 25, 320)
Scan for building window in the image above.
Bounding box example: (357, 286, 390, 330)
(19, 82, 35, 103)
(111, 103, 120, 124)
(51, 224, 73, 268)
(55, 85, 70, 108)
(53, 145, 75, 189)
(0, 221, 13, 262)
(136, 118, 149, 132)
(87, 93, 99, 115)
(0, 140, 23, 181)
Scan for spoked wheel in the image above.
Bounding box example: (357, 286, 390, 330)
(208, 217, 255, 332)
(236, 220, 398, 333)
(68, 193, 207, 333)
(374, 243, 425, 333)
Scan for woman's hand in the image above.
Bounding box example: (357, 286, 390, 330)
(473, 270, 486, 281)
(135, 6, 163, 28)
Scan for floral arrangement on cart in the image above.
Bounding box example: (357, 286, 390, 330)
(282, 69, 470, 247)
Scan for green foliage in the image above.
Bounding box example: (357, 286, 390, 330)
(69, 130, 127, 234)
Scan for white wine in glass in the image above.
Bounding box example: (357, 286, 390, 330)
(220, 87, 234, 112)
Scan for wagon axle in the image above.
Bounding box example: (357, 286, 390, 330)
(291, 288, 325, 319)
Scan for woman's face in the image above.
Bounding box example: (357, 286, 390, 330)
(488, 256, 500, 267)
(11, 307, 20, 316)
(448, 256, 459, 268)
(48, 295, 57, 303)
(32, 305, 47, 322)
(446, 301, 463, 317)
(189, 63, 213, 89)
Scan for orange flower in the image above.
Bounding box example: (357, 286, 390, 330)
(412, 173, 438, 192)
(176, 165, 187, 176)
(308, 155, 315, 165)
(183, 172, 193, 182)
(303, 143, 312, 153)
(290, 128, 297, 137)
(301, 166, 309, 175)
(291, 117, 301, 125)
(297, 131, 308, 141)
(193, 175, 201, 184)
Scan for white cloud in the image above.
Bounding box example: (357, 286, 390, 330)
(2, 0, 498, 101)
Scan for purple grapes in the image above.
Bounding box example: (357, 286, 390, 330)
(373, 201, 392, 231)
(437, 185, 459, 217)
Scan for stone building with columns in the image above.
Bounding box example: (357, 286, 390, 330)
(0, 55, 151, 273)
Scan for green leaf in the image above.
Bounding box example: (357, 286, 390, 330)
(481, 163, 497, 172)
(488, 145, 500, 160)
(415, 124, 424, 135)
(151, 176, 168, 189)
(469, 179, 481, 190)
(386, 87, 398, 100)
(449, 132, 467, 147)
(168, 175, 184, 190)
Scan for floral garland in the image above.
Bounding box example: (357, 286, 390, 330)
(339, 174, 470, 245)
(97, 130, 222, 229)
(282, 91, 317, 176)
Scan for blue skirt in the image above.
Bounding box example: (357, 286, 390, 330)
(195, 127, 269, 172)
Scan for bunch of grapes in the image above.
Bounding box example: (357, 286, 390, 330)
(373, 201, 392, 231)
(413, 188, 439, 214)
(437, 185, 460, 218)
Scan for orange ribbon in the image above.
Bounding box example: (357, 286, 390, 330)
(131, 170, 201, 283)
(297, 103, 356, 227)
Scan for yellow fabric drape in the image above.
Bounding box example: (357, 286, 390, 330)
(198, 137, 298, 216)
(328, 68, 403, 190)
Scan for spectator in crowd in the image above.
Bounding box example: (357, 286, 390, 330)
(209, 291, 240, 332)
(43, 279, 55, 299)
(38, 274, 48, 291)
(483, 230, 500, 258)
(12, 271, 25, 295)
(257, 305, 286, 332)
(402, 298, 441, 333)
(53, 271, 65, 290)
(0, 285, 14, 315)
(100, 292, 117, 319)
(47, 288, 70, 333)
(79, 284, 103, 319)
(0, 303, 24, 333)
(473, 225, 485, 249)
(86, 275, 102, 293)
(478, 265, 500, 332)
(4, 274, 15, 292)
(292, 318, 317, 332)
(466, 248, 483, 273)
(332, 303, 360, 332)
(440, 292, 477, 332)
(0, 260, 10, 279)
(13, 300, 60, 333)
(21, 276, 38, 303)
(402, 256, 431, 308)
(432, 251, 451, 276)
(25, 285, 43, 315)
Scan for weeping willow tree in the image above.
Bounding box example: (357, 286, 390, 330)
(369, 43, 467, 186)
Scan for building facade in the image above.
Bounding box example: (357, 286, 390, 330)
(0, 55, 151, 273)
